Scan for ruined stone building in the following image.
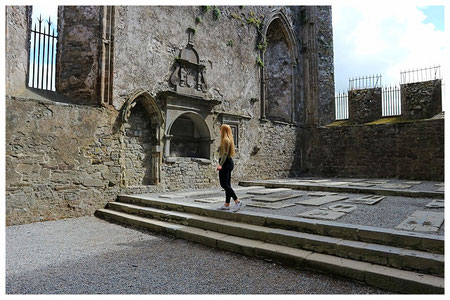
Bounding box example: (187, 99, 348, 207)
(5, 6, 443, 226)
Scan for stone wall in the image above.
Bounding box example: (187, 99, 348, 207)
(6, 96, 121, 225)
(302, 117, 444, 181)
(6, 5, 332, 225)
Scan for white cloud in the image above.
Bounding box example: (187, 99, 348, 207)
(332, 4, 447, 92)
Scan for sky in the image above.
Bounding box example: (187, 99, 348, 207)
(332, 3, 446, 93)
(25, 1, 449, 96)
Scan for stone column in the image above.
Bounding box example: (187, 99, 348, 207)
(348, 88, 382, 124)
(56, 6, 103, 105)
(401, 79, 442, 120)
(301, 6, 319, 126)
(5, 6, 31, 96)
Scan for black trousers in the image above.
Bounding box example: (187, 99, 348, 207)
(219, 158, 238, 204)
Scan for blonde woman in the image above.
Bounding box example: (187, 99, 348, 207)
(216, 124, 243, 212)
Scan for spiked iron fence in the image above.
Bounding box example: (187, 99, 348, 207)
(400, 65, 441, 84)
(28, 15, 57, 91)
(381, 85, 401, 117)
(349, 74, 382, 90)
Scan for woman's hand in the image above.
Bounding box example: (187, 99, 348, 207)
(216, 164, 222, 171)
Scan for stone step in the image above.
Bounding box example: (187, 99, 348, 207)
(238, 181, 444, 199)
(117, 194, 444, 254)
(106, 201, 444, 277)
(94, 208, 444, 294)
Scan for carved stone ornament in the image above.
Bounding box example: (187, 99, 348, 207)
(170, 28, 208, 98)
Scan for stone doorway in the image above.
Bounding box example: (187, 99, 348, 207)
(123, 101, 154, 186)
(120, 91, 163, 187)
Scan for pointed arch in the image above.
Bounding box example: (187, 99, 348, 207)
(119, 90, 164, 186)
(260, 9, 298, 123)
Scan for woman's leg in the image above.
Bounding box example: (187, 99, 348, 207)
(219, 168, 232, 204)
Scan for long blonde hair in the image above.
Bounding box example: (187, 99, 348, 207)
(219, 124, 236, 157)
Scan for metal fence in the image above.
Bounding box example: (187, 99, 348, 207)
(400, 65, 441, 85)
(381, 85, 401, 117)
(28, 15, 57, 91)
(349, 74, 382, 90)
(335, 91, 349, 120)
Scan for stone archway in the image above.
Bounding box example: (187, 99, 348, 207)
(119, 91, 163, 187)
(166, 112, 211, 159)
(261, 10, 298, 123)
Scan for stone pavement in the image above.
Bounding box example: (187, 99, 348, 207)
(156, 177, 445, 236)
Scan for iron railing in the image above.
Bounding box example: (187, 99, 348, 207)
(28, 15, 57, 91)
(400, 65, 441, 85)
(349, 74, 382, 90)
(381, 85, 401, 117)
(335, 91, 349, 120)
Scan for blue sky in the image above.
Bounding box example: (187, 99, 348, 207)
(332, 4, 446, 92)
(419, 6, 445, 31)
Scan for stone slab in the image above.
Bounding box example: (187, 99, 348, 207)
(296, 195, 349, 206)
(246, 202, 296, 210)
(436, 187, 444, 192)
(233, 186, 266, 192)
(434, 183, 444, 187)
(395, 211, 444, 232)
(248, 188, 292, 195)
(194, 197, 224, 203)
(348, 182, 375, 187)
(364, 180, 389, 184)
(252, 193, 303, 203)
(404, 181, 422, 185)
(307, 192, 338, 197)
(380, 183, 413, 189)
(321, 182, 351, 186)
(159, 190, 215, 199)
(328, 204, 357, 213)
(344, 195, 385, 205)
(344, 179, 367, 182)
(297, 209, 346, 220)
(425, 200, 444, 209)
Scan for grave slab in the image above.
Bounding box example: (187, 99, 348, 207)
(297, 209, 346, 220)
(328, 204, 357, 213)
(395, 211, 444, 232)
(380, 183, 413, 189)
(248, 188, 292, 195)
(364, 180, 390, 184)
(307, 192, 338, 197)
(252, 193, 303, 203)
(348, 182, 375, 187)
(344, 195, 385, 205)
(246, 202, 296, 209)
(404, 181, 422, 185)
(436, 187, 444, 192)
(296, 195, 349, 206)
(425, 200, 444, 209)
(321, 182, 350, 186)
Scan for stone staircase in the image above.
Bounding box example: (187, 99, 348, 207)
(95, 194, 444, 294)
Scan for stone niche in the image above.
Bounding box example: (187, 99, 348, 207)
(162, 29, 220, 163)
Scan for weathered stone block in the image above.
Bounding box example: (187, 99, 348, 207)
(401, 80, 442, 120)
